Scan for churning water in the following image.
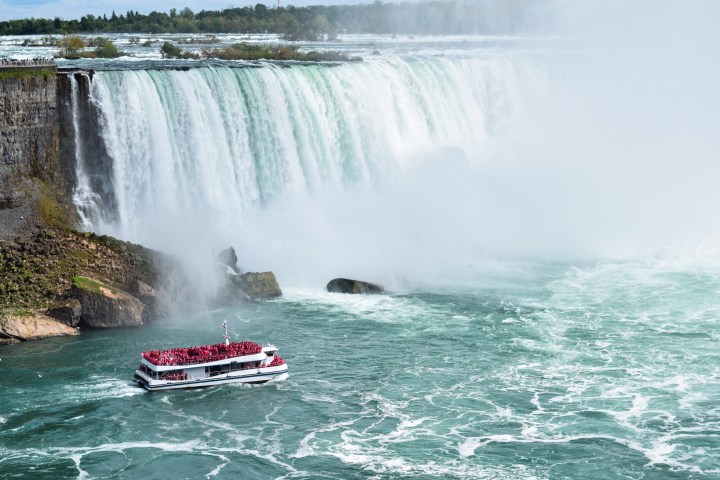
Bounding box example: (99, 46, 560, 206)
(2, 261, 719, 478)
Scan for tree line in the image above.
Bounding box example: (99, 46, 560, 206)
(0, 1, 542, 40)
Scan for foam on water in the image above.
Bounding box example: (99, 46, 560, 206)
(2, 259, 719, 478)
(61, 376, 145, 402)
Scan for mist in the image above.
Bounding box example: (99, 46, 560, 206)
(493, 0, 720, 258)
(226, 0, 720, 286)
(70, 0, 720, 291)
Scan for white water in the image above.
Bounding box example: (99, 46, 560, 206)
(80, 52, 544, 284)
(68, 73, 103, 231)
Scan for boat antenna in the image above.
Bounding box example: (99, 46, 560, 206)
(222, 317, 230, 346)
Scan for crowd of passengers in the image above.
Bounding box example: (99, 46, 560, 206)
(142, 341, 263, 366)
(267, 356, 285, 367)
(1, 57, 55, 67)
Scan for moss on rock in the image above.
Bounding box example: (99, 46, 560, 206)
(72, 275, 117, 295)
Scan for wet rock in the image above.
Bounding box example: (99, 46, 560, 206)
(326, 278, 384, 294)
(220, 271, 282, 302)
(216, 246, 239, 274)
(233, 271, 282, 299)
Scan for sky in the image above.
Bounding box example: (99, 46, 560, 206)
(0, 0, 381, 21)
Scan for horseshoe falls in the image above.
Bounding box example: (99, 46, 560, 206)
(75, 54, 541, 284)
(3, 25, 720, 480)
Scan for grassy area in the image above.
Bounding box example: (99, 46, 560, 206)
(0, 68, 55, 81)
(39, 181, 71, 230)
(73, 276, 117, 295)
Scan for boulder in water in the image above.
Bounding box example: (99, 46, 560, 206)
(327, 278, 384, 294)
(230, 272, 282, 300)
(71, 276, 144, 328)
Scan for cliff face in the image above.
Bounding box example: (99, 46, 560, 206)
(0, 67, 68, 245)
(0, 67, 60, 214)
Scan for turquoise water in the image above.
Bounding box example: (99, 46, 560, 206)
(2, 259, 719, 479)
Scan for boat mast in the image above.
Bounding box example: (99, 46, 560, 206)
(222, 317, 230, 345)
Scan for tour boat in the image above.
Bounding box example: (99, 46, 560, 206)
(134, 320, 288, 391)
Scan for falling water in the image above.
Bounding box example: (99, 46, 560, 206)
(78, 55, 542, 263)
(68, 72, 104, 231)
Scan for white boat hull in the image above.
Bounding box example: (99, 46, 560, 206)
(135, 365, 288, 391)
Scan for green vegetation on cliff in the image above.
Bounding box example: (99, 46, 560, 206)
(72, 275, 117, 295)
(38, 181, 72, 230)
(0, 228, 162, 310)
(0, 69, 55, 81)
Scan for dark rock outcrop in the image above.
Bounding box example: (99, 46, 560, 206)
(216, 246, 239, 273)
(46, 298, 82, 327)
(72, 276, 144, 328)
(327, 278, 384, 294)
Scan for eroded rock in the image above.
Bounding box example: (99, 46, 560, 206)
(231, 272, 282, 300)
(0, 312, 79, 342)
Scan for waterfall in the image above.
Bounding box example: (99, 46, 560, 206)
(75, 54, 544, 281)
(68, 72, 105, 230)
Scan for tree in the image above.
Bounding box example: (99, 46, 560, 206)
(59, 35, 85, 58)
(79, 15, 95, 32)
(160, 42, 182, 58)
(95, 38, 121, 57)
(180, 7, 194, 20)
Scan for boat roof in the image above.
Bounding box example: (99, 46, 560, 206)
(141, 340, 265, 369)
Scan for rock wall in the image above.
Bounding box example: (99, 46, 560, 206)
(0, 66, 63, 240)
(0, 67, 60, 208)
